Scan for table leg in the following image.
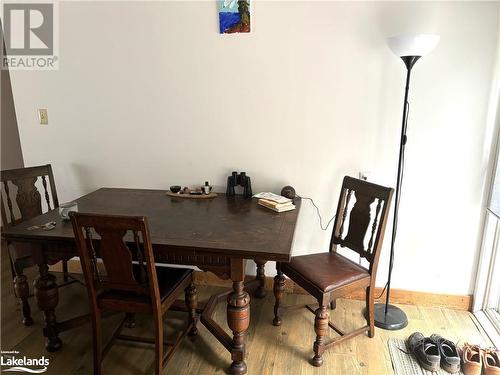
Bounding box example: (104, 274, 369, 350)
(273, 263, 285, 326)
(34, 263, 62, 352)
(185, 283, 198, 336)
(227, 259, 250, 375)
(254, 259, 266, 299)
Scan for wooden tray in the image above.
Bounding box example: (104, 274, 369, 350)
(166, 191, 218, 199)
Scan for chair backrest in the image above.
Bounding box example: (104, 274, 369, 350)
(330, 176, 393, 274)
(70, 213, 161, 310)
(1, 164, 59, 227)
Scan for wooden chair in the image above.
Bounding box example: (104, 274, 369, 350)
(272, 176, 393, 367)
(70, 212, 198, 375)
(1, 164, 72, 326)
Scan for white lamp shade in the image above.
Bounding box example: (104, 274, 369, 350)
(387, 34, 440, 57)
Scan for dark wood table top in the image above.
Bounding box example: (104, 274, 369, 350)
(2, 188, 300, 262)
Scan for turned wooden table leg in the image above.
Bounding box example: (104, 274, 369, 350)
(34, 263, 62, 352)
(185, 282, 198, 336)
(273, 263, 285, 326)
(253, 259, 266, 299)
(227, 259, 250, 375)
(13, 263, 33, 326)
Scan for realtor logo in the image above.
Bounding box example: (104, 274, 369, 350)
(1, 350, 49, 373)
(1, 1, 59, 70)
(4, 3, 53, 55)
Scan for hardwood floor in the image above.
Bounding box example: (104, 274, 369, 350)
(1, 255, 492, 374)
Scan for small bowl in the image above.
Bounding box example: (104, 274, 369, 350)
(170, 185, 182, 194)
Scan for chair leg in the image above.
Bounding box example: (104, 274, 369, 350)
(92, 310, 103, 375)
(13, 261, 33, 326)
(366, 286, 375, 338)
(9, 257, 16, 283)
(312, 304, 329, 367)
(254, 259, 267, 298)
(272, 267, 285, 326)
(154, 315, 164, 375)
(62, 260, 69, 282)
(185, 282, 198, 336)
(330, 299, 336, 310)
(124, 313, 136, 328)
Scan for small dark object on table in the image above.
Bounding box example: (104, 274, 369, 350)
(178, 186, 203, 195)
(281, 186, 296, 199)
(170, 185, 182, 193)
(226, 171, 252, 198)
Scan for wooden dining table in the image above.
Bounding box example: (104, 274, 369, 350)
(1, 187, 300, 375)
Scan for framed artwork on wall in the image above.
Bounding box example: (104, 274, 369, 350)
(218, 0, 250, 34)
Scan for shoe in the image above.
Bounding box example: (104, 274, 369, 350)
(429, 334, 460, 373)
(407, 332, 441, 372)
(483, 348, 500, 375)
(461, 343, 482, 375)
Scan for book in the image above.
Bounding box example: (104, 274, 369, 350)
(253, 192, 292, 205)
(258, 198, 294, 210)
(258, 200, 296, 213)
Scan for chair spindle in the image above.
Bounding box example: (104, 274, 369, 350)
(41, 175, 52, 210)
(85, 227, 101, 283)
(134, 230, 147, 285)
(338, 189, 353, 239)
(367, 199, 382, 254)
(3, 181, 15, 224)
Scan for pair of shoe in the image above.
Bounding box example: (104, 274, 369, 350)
(407, 332, 460, 373)
(461, 343, 500, 375)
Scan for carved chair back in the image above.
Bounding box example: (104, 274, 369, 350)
(330, 176, 393, 276)
(1, 164, 59, 227)
(70, 213, 161, 312)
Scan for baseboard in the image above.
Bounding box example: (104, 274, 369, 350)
(193, 271, 473, 311)
(52, 260, 472, 311)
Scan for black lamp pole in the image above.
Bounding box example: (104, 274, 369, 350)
(374, 55, 420, 330)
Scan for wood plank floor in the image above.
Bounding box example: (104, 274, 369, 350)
(1, 257, 492, 374)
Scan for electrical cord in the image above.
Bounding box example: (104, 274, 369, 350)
(297, 192, 388, 298)
(294, 99, 410, 290)
(375, 282, 388, 300)
(293, 95, 409, 295)
(296, 194, 336, 231)
(296, 188, 391, 298)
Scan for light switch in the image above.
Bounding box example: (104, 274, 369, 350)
(359, 171, 370, 181)
(37, 109, 48, 125)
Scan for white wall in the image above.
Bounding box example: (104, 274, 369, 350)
(1, 59, 24, 169)
(9, 1, 500, 295)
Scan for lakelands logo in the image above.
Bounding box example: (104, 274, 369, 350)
(1, 351, 49, 373)
(1, 1, 59, 70)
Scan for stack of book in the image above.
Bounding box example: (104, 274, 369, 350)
(254, 192, 296, 213)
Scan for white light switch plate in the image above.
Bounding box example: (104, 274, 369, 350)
(359, 171, 370, 181)
(37, 109, 48, 125)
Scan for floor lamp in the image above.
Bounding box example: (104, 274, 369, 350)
(374, 34, 440, 330)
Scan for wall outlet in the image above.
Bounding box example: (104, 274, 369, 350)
(359, 171, 370, 181)
(37, 109, 48, 125)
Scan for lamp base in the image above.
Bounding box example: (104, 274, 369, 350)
(373, 303, 408, 330)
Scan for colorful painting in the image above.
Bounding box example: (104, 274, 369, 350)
(218, 0, 250, 34)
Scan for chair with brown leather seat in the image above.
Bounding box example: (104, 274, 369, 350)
(1, 164, 73, 326)
(70, 212, 198, 375)
(272, 176, 393, 367)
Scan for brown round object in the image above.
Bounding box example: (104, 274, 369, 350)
(281, 186, 296, 199)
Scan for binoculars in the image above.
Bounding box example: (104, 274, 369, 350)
(226, 171, 252, 198)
